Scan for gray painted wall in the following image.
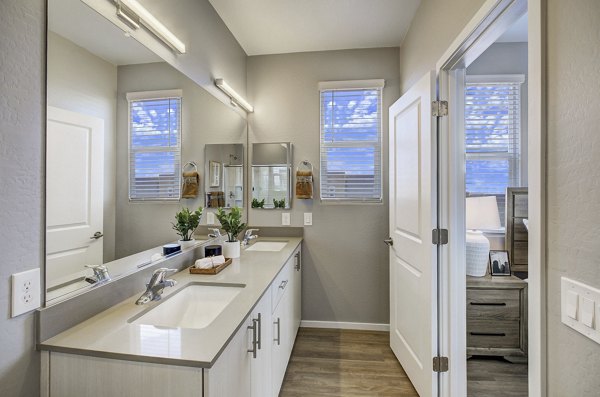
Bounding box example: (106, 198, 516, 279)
(467, 41, 529, 191)
(247, 48, 400, 324)
(115, 63, 246, 258)
(399, 0, 485, 93)
(47, 31, 118, 263)
(0, 0, 44, 395)
(546, 0, 600, 394)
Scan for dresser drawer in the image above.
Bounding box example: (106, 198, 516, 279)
(467, 319, 520, 349)
(467, 288, 520, 320)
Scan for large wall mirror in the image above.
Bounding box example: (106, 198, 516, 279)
(45, 0, 247, 304)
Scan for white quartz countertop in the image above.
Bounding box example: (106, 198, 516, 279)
(39, 237, 302, 368)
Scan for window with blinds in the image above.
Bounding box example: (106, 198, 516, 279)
(127, 90, 182, 201)
(465, 75, 524, 198)
(319, 80, 384, 202)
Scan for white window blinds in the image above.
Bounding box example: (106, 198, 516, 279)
(465, 75, 524, 197)
(319, 80, 384, 202)
(127, 90, 182, 201)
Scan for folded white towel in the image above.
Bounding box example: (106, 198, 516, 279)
(194, 255, 226, 269)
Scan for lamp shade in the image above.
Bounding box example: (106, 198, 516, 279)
(466, 196, 501, 231)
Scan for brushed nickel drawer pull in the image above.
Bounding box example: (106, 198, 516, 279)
(470, 332, 506, 337)
(469, 302, 507, 306)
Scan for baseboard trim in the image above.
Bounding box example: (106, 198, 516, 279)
(300, 320, 390, 332)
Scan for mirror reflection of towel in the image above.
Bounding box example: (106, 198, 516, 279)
(182, 172, 200, 198)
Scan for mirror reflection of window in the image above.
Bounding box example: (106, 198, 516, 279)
(252, 166, 289, 208)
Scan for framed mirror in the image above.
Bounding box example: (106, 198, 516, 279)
(251, 143, 292, 209)
(45, 0, 247, 304)
(204, 144, 245, 208)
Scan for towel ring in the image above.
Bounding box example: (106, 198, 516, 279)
(296, 160, 313, 174)
(182, 161, 198, 173)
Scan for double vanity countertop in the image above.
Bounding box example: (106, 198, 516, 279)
(39, 237, 302, 368)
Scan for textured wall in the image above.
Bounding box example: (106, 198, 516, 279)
(115, 63, 246, 258)
(247, 48, 400, 324)
(0, 0, 45, 396)
(399, 0, 485, 93)
(47, 31, 118, 263)
(546, 0, 600, 394)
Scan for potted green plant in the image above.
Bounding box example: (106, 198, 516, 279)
(172, 207, 203, 249)
(215, 206, 246, 258)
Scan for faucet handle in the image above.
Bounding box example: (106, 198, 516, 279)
(208, 228, 222, 238)
(245, 228, 259, 237)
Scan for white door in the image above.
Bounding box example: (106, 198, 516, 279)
(46, 106, 104, 286)
(251, 291, 272, 397)
(388, 71, 438, 397)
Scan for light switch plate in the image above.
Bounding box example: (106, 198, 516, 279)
(561, 277, 600, 344)
(282, 212, 291, 226)
(11, 268, 41, 317)
(206, 212, 215, 225)
(303, 212, 313, 226)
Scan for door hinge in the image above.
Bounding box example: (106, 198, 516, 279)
(432, 100, 448, 117)
(433, 356, 449, 373)
(432, 228, 448, 245)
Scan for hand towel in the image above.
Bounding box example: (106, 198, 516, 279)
(194, 255, 226, 269)
(182, 171, 200, 198)
(296, 170, 313, 199)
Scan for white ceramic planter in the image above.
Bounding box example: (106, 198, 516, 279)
(222, 240, 240, 259)
(466, 230, 490, 277)
(178, 239, 197, 250)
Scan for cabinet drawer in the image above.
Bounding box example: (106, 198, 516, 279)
(467, 319, 520, 349)
(467, 289, 520, 320)
(271, 260, 292, 312)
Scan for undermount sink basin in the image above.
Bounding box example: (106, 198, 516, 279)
(130, 283, 244, 329)
(245, 241, 288, 252)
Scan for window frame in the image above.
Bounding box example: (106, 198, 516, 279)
(127, 89, 183, 202)
(464, 74, 525, 198)
(318, 79, 384, 204)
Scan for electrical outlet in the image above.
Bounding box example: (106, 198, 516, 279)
(206, 212, 215, 225)
(304, 212, 313, 226)
(11, 268, 41, 317)
(282, 212, 291, 226)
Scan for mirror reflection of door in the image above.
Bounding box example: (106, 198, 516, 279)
(46, 106, 104, 288)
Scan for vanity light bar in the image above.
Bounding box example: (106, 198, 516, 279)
(116, 0, 186, 54)
(214, 79, 254, 113)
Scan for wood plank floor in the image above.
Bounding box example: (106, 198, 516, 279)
(279, 328, 418, 396)
(467, 356, 528, 396)
(280, 328, 528, 397)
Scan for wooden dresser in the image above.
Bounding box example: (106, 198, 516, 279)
(466, 275, 528, 362)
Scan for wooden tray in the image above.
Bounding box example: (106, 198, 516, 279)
(189, 258, 232, 275)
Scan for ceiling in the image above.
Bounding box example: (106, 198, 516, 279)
(496, 13, 528, 43)
(49, 0, 161, 66)
(208, 0, 421, 56)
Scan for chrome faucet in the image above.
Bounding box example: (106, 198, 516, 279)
(208, 228, 222, 239)
(135, 268, 177, 305)
(242, 229, 259, 247)
(84, 264, 111, 284)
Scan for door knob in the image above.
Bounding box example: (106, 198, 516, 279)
(90, 232, 104, 240)
(384, 238, 393, 247)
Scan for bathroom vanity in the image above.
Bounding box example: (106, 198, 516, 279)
(39, 238, 302, 397)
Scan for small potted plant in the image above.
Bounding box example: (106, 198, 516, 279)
(172, 207, 203, 249)
(215, 206, 246, 258)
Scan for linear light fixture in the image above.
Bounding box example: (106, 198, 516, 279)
(115, 0, 186, 54)
(214, 79, 254, 113)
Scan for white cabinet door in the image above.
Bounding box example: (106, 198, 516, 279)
(291, 249, 302, 336)
(205, 315, 253, 397)
(271, 289, 291, 397)
(251, 292, 272, 397)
